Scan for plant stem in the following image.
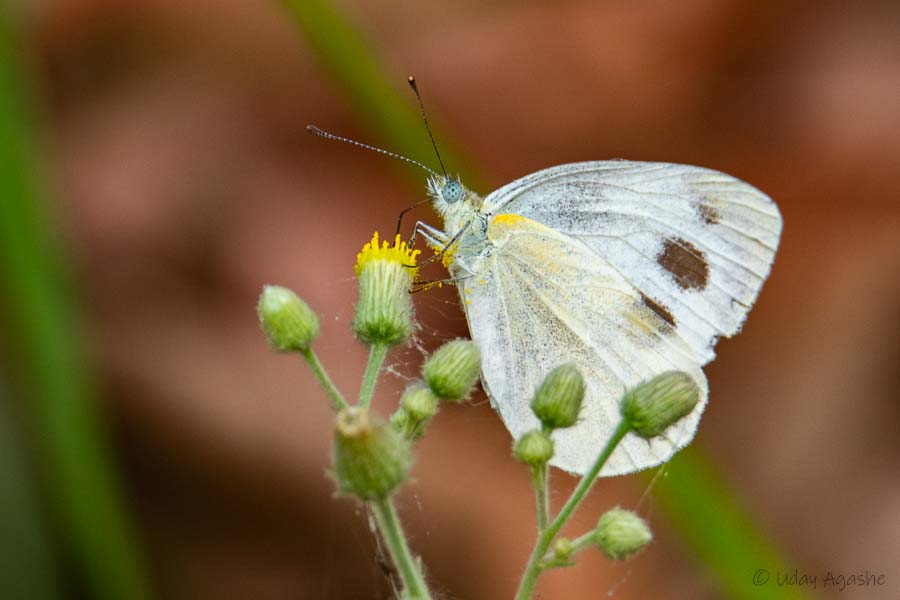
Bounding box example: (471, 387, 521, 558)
(371, 497, 433, 600)
(358, 342, 388, 408)
(531, 464, 550, 531)
(567, 531, 596, 556)
(514, 418, 631, 600)
(301, 348, 348, 411)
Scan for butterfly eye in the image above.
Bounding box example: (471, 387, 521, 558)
(442, 180, 464, 204)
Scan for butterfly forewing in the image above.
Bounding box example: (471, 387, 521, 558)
(480, 161, 782, 364)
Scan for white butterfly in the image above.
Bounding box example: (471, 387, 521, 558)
(417, 161, 782, 477)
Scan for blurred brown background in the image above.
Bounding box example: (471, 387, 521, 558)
(12, 0, 900, 598)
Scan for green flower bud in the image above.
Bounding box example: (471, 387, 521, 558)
(593, 507, 652, 560)
(513, 430, 554, 467)
(620, 371, 700, 438)
(389, 408, 411, 435)
(391, 381, 439, 440)
(531, 363, 585, 430)
(257, 285, 319, 352)
(353, 232, 418, 346)
(332, 407, 411, 500)
(552, 537, 574, 561)
(422, 339, 481, 402)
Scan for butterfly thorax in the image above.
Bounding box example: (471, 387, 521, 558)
(426, 176, 492, 275)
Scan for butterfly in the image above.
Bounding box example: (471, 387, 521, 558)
(308, 74, 781, 477)
(417, 161, 781, 476)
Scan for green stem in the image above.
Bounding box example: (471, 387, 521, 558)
(371, 497, 432, 600)
(567, 531, 596, 556)
(300, 348, 348, 411)
(358, 342, 388, 408)
(514, 418, 631, 600)
(530, 464, 550, 531)
(539, 530, 596, 569)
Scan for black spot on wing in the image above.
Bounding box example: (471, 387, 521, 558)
(699, 203, 721, 225)
(657, 238, 709, 291)
(640, 293, 676, 327)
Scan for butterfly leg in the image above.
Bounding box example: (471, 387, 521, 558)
(416, 221, 472, 267)
(409, 220, 448, 249)
(411, 277, 457, 293)
(395, 199, 431, 237)
(411, 270, 475, 294)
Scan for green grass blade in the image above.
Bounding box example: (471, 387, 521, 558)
(280, 0, 486, 190)
(0, 388, 64, 600)
(651, 447, 814, 600)
(0, 8, 152, 600)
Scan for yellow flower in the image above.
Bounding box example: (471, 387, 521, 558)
(353, 232, 419, 346)
(355, 232, 420, 278)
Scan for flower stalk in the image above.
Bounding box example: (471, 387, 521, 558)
(513, 417, 632, 600)
(300, 347, 348, 411)
(371, 497, 433, 600)
(532, 463, 550, 531)
(359, 342, 389, 408)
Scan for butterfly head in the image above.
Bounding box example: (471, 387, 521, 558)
(427, 175, 481, 218)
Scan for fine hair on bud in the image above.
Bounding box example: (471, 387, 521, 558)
(422, 339, 481, 402)
(513, 430, 554, 467)
(593, 507, 652, 560)
(621, 371, 700, 438)
(333, 407, 412, 501)
(531, 363, 585, 430)
(257, 285, 319, 352)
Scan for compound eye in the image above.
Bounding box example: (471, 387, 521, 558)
(443, 180, 464, 204)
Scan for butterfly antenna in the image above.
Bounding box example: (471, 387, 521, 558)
(306, 125, 438, 177)
(407, 76, 448, 178)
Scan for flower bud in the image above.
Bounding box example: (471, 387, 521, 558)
(513, 430, 554, 467)
(332, 407, 411, 500)
(552, 537, 574, 562)
(422, 339, 481, 402)
(531, 363, 584, 430)
(391, 381, 439, 440)
(257, 285, 319, 352)
(593, 507, 652, 560)
(353, 232, 419, 346)
(620, 371, 700, 438)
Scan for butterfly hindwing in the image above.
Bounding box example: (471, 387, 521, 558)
(461, 214, 709, 476)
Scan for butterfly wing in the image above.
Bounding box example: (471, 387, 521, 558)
(462, 214, 708, 476)
(481, 161, 782, 363)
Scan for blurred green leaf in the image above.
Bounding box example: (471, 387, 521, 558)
(0, 7, 152, 600)
(0, 388, 63, 600)
(284, 2, 816, 599)
(652, 447, 813, 600)
(281, 0, 486, 191)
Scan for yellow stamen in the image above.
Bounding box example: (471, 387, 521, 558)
(355, 232, 420, 277)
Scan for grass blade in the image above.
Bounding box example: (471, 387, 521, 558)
(280, 0, 485, 190)
(0, 8, 152, 600)
(651, 448, 814, 600)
